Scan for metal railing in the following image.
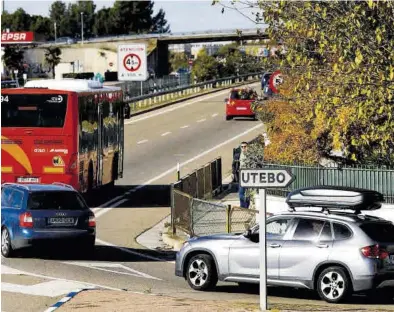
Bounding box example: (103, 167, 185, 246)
(171, 157, 223, 235)
(123, 72, 263, 114)
(40, 27, 267, 46)
(170, 156, 262, 237)
(121, 73, 191, 99)
(260, 163, 394, 204)
(171, 191, 259, 237)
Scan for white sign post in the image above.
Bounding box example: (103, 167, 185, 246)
(240, 168, 295, 311)
(117, 44, 148, 81)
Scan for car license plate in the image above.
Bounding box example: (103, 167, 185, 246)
(48, 217, 74, 224)
(17, 177, 39, 183)
(236, 107, 247, 110)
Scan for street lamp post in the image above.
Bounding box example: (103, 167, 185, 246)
(80, 12, 84, 45)
(54, 22, 57, 42)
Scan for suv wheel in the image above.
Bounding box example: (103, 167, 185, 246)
(186, 254, 218, 291)
(317, 266, 351, 303)
(1, 227, 13, 258)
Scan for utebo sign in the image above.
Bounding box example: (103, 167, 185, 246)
(117, 44, 148, 81)
(240, 168, 295, 312)
(240, 169, 295, 188)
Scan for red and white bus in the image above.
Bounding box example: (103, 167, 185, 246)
(1, 79, 125, 193)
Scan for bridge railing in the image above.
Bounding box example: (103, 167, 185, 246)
(40, 28, 266, 46)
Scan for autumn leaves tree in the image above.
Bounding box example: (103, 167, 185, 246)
(225, 0, 394, 166)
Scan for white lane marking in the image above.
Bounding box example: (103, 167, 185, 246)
(93, 195, 123, 210)
(62, 262, 161, 281)
(137, 139, 148, 144)
(161, 131, 171, 136)
(212, 113, 218, 117)
(196, 118, 206, 123)
(125, 82, 259, 125)
(95, 199, 128, 217)
(96, 123, 263, 214)
(180, 125, 189, 129)
(0, 264, 121, 291)
(1, 280, 95, 297)
(95, 238, 171, 262)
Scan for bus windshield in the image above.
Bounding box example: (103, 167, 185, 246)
(1, 94, 68, 128)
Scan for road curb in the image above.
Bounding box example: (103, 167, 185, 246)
(43, 288, 95, 312)
(128, 80, 260, 118)
(161, 233, 186, 251)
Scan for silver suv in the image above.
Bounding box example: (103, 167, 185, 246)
(175, 186, 394, 303)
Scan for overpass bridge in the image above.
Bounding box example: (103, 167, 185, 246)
(41, 27, 269, 46)
(18, 27, 269, 78)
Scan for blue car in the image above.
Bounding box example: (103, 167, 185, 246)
(1, 183, 96, 258)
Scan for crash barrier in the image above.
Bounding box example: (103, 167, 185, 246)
(120, 72, 263, 115)
(172, 191, 258, 237)
(261, 163, 394, 204)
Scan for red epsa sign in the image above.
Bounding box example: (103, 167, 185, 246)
(1, 32, 34, 43)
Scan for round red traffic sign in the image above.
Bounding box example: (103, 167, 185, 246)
(269, 70, 283, 94)
(123, 53, 141, 72)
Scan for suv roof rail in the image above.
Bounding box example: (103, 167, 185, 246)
(51, 182, 74, 190)
(1, 183, 30, 190)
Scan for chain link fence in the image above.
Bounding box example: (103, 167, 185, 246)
(171, 156, 261, 237)
(171, 190, 259, 237)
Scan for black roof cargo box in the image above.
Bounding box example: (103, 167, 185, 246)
(286, 186, 384, 211)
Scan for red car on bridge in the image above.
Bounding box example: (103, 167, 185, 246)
(225, 88, 257, 120)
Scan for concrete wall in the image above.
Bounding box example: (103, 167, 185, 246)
(24, 48, 118, 76)
(24, 45, 159, 77)
(257, 194, 394, 224)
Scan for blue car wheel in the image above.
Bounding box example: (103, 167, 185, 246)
(1, 227, 14, 258)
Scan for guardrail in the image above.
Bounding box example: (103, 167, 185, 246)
(122, 72, 263, 115)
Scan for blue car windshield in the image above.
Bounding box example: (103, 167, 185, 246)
(27, 191, 88, 210)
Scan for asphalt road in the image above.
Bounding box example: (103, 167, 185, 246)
(2, 84, 393, 312)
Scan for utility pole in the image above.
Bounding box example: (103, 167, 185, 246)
(54, 22, 57, 42)
(80, 12, 84, 45)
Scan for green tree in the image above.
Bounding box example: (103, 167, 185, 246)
(152, 8, 170, 33)
(169, 52, 188, 72)
(191, 49, 219, 82)
(2, 46, 25, 79)
(222, 0, 394, 166)
(49, 1, 67, 37)
(44, 46, 62, 78)
(93, 7, 113, 36)
(69, 1, 96, 39)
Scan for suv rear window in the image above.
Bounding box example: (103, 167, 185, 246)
(360, 222, 394, 243)
(27, 191, 88, 210)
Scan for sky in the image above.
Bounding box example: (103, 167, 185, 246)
(2, 0, 263, 33)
